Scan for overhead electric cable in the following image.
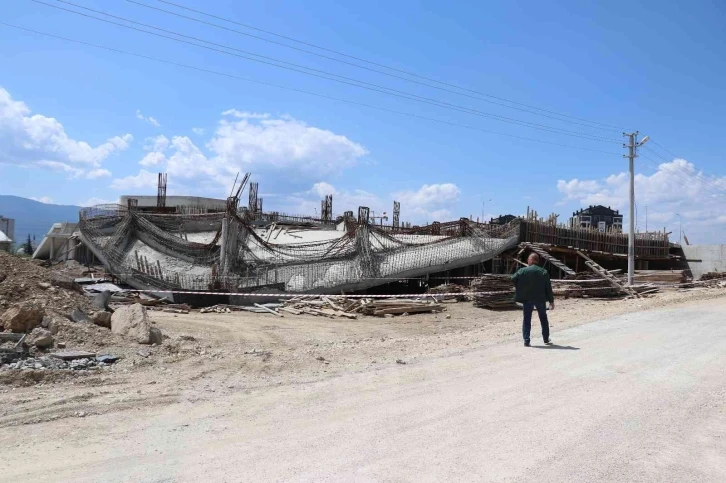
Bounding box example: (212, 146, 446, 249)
(145, 0, 627, 131)
(1, 22, 622, 156)
(38, 0, 621, 143)
(125, 0, 624, 133)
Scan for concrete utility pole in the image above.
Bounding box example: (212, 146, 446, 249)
(624, 132, 649, 286)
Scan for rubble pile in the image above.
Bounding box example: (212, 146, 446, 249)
(1, 355, 116, 371)
(679, 272, 726, 289)
(1, 253, 166, 375)
(700, 272, 726, 282)
(0, 251, 94, 317)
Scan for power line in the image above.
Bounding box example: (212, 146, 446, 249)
(639, 150, 726, 201)
(147, 0, 628, 132)
(649, 139, 681, 160)
(642, 142, 726, 197)
(1, 22, 622, 156)
(126, 0, 623, 133)
(38, 0, 622, 144)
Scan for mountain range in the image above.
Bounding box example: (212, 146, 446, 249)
(0, 195, 81, 245)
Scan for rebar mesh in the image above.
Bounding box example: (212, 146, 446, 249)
(79, 206, 520, 293)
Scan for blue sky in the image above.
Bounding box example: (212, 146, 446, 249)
(1, 0, 725, 241)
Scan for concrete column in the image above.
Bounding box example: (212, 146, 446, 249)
(49, 238, 54, 260)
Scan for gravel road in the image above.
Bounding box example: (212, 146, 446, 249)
(2, 299, 725, 482)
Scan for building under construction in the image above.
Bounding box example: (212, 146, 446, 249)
(37, 173, 677, 303)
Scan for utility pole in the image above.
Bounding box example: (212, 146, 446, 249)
(624, 132, 649, 286)
(677, 214, 682, 245)
(481, 197, 491, 223)
(645, 205, 648, 233)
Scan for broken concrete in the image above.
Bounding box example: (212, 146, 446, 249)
(28, 328, 54, 349)
(0, 304, 44, 333)
(92, 311, 112, 329)
(111, 303, 163, 345)
(69, 309, 92, 324)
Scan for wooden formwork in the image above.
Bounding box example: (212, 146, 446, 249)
(519, 219, 670, 259)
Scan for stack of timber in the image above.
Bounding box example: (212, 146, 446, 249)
(358, 299, 444, 316)
(558, 273, 660, 298)
(632, 270, 688, 284)
(471, 275, 518, 310)
(558, 273, 624, 298)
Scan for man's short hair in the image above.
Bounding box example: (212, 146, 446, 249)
(527, 252, 540, 264)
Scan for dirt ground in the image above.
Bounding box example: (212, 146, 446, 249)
(1, 287, 725, 429)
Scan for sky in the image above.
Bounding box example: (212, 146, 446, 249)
(1, 0, 725, 242)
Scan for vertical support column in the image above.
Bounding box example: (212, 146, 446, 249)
(219, 217, 228, 278)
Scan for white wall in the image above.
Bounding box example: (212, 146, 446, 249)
(682, 245, 726, 279)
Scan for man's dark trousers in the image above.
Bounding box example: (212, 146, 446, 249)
(523, 302, 549, 343)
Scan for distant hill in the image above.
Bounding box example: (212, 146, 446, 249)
(0, 195, 81, 244)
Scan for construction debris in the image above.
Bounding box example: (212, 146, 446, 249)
(278, 296, 442, 318)
(426, 283, 468, 301)
(110, 304, 163, 345)
(700, 272, 726, 282)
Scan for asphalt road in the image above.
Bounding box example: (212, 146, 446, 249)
(3, 300, 726, 482)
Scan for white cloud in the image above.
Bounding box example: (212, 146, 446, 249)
(110, 169, 159, 191)
(275, 182, 460, 224)
(221, 109, 270, 119)
(0, 87, 132, 173)
(86, 168, 112, 179)
(139, 151, 166, 167)
(311, 181, 338, 197)
(136, 109, 161, 127)
(36, 160, 84, 178)
(392, 183, 461, 221)
(207, 112, 368, 176)
(144, 135, 170, 152)
(130, 112, 368, 191)
(79, 197, 117, 207)
(191, 127, 205, 135)
(395, 183, 461, 208)
(557, 159, 726, 243)
(30, 196, 55, 204)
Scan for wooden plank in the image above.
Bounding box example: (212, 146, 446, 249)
(279, 306, 302, 315)
(322, 296, 344, 312)
(373, 305, 444, 315)
(254, 303, 284, 317)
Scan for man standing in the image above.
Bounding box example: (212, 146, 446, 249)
(511, 253, 554, 347)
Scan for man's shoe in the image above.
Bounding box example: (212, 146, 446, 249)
(544, 339, 553, 345)
(524, 340, 530, 347)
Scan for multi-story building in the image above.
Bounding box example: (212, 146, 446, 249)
(570, 205, 623, 232)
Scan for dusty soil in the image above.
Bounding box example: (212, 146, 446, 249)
(1, 287, 724, 428)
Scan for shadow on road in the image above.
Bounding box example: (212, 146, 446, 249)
(532, 344, 580, 351)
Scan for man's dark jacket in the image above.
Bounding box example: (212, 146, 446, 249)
(511, 265, 554, 304)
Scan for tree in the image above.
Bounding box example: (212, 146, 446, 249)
(24, 234, 33, 255)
